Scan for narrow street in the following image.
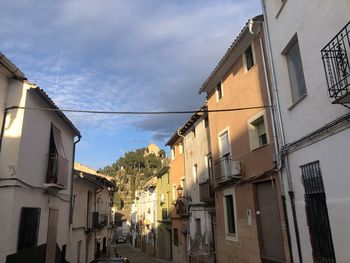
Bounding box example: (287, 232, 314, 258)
(115, 242, 166, 263)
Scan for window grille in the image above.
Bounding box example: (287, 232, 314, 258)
(301, 161, 336, 263)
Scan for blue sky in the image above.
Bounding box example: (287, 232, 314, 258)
(0, 0, 261, 169)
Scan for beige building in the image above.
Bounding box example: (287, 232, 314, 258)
(0, 53, 81, 263)
(71, 163, 116, 263)
(199, 16, 290, 262)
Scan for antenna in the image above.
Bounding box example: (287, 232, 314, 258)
(55, 51, 62, 99)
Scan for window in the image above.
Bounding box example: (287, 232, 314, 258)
(244, 44, 255, 71)
(219, 131, 230, 157)
(179, 143, 183, 155)
(171, 147, 175, 160)
(17, 207, 41, 251)
(223, 188, 237, 241)
(193, 164, 198, 183)
(283, 36, 307, 103)
(216, 81, 223, 100)
(300, 161, 336, 261)
(195, 218, 201, 236)
(174, 228, 179, 246)
(248, 112, 269, 150)
(204, 117, 209, 128)
(77, 240, 82, 263)
(46, 124, 69, 188)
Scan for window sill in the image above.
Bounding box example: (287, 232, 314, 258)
(225, 233, 238, 242)
(275, 0, 287, 19)
(288, 93, 307, 111)
(251, 142, 269, 152)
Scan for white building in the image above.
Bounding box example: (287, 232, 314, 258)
(0, 53, 81, 263)
(71, 163, 116, 263)
(179, 108, 216, 263)
(262, 1, 350, 262)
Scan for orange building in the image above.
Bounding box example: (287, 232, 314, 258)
(165, 133, 187, 263)
(199, 16, 290, 262)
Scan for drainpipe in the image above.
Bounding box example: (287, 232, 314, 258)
(260, 1, 303, 262)
(68, 135, 81, 262)
(248, 18, 294, 263)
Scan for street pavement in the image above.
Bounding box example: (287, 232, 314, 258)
(115, 242, 169, 263)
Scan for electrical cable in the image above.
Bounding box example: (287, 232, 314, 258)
(7, 105, 270, 115)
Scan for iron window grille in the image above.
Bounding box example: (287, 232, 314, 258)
(321, 21, 350, 104)
(300, 161, 336, 263)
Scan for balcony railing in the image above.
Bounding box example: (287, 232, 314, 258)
(86, 212, 108, 231)
(214, 155, 242, 184)
(199, 180, 214, 202)
(321, 21, 350, 104)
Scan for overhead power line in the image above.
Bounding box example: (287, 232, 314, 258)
(7, 105, 270, 115)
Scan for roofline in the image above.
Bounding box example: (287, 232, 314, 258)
(0, 53, 26, 80)
(31, 87, 81, 137)
(155, 165, 170, 178)
(165, 131, 182, 147)
(178, 106, 207, 135)
(198, 15, 263, 95)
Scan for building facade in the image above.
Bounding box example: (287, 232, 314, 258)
(263, 1, 350, 262)
(155, 165, 172, 261)
(165, 133, 187, 263)
(179, 109, 216, 263)
(71, 163, 116, 263)
(199, 16, 290, 263)
(0, 53, 81, 263)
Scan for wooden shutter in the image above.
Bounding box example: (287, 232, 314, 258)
(17, 207, 41, 251)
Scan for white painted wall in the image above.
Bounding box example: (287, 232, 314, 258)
(264, 1, 350, 262)
(0, 81, 77, 263)
(183, 115, 214, 255)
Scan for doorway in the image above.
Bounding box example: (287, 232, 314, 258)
(255, 181, 285, 263)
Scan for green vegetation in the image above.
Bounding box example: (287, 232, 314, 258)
(99, 146, 167, 209)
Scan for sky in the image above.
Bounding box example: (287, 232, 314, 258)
(0, 0, 261, 169)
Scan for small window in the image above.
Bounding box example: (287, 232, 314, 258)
(174, 228, 179, 246)
(216, 81, 223, 100)
(283, 36, 307, 103)
(17, 207, 41, 251)
(204, 117, 209, 128)
(47, 124, 68, 188)
(193, 164, 198, 183)
(248, 113, 268, 150)
(179, 143, 183, 155)
(195, 218, 201, 236)
(224, 194, 236, 235)
(244, 44, 255, 71)
(219, 131, 230, 157)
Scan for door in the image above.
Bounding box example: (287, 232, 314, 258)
(255, 181, 285, 263)
(46, 209, 59, 263)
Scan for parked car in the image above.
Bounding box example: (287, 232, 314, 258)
(117, 236, 127, 243)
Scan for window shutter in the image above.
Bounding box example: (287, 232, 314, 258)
(17, 207, 41, 251)
(220, 131, 230, 156)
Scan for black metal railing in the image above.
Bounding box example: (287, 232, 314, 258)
(301, 161, 336, 263)
(86, 212, 108, 230)
(214, 155, 241, 183)
(321, 21, 350, 104)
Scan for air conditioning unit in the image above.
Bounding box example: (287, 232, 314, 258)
(230, 160, 242, 177)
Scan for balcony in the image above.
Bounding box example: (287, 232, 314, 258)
(86, 212, 108, 231)
(321, 21, 350, 104)
(214, 155, 242, 184)
(44, 153, 69, 191)
(199, 180, 214, 202)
